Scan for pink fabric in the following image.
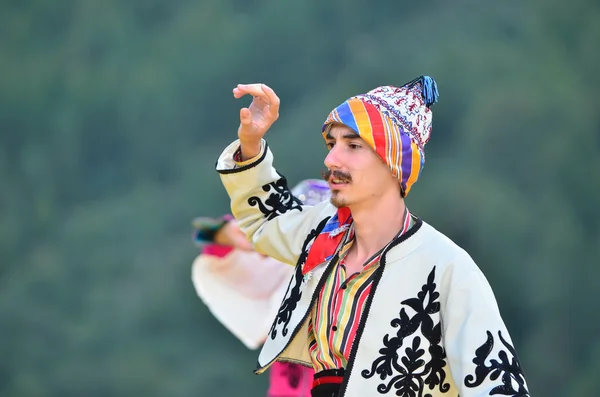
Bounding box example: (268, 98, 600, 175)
(202, 243, 234, 258)
(267, 362, 313, 397)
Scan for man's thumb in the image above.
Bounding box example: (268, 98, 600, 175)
(240, 108, 252, 125)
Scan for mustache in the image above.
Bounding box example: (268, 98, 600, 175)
(321, 169, 352, 182)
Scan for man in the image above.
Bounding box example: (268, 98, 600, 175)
(213, 77, 530, 397)
(192, 179, 330, 397)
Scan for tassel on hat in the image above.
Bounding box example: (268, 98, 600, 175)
(405, 75, 440, 108)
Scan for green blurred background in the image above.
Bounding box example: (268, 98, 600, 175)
(1, 0, 599, 396)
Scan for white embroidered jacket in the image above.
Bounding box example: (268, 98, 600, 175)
(216, 139, 530, 397)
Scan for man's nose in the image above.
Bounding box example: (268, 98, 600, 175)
(324, 146, 341, 170)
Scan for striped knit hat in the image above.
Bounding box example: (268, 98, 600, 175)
(322, 76, 439, 196)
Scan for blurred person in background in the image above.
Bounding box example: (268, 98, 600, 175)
(191, 179, 330, 397)
(212, 77, 531, 397)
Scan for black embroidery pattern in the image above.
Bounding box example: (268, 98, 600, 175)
(362, 267, 450, 397)
(269, 261, 303, 340)
(269, 217, 330, 340)
(297, 217, 330, 271)
(248, 178, 303, 220)
(464, 331, 530, 397)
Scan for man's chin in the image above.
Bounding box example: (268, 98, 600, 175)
(330, 195, 348, 208)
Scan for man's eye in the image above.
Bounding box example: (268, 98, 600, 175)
(349, 144, 361, 149)
(325, 142, 334, 150)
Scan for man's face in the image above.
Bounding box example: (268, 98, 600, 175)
(323, 124, 400, 209)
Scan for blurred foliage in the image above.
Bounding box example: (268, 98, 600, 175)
(0, 0, 598, 396)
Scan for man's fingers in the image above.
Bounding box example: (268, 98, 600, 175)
(234, 83, 269, 101)
(233, 86, 258, 99)
(260, 84, 280, 118)
(235, 83, 279, 127)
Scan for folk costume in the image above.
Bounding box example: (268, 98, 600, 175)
(215, 77, 530, 397)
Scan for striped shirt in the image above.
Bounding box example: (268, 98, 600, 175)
(307, 210, 415, 372)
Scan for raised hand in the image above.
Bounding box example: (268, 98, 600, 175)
(232, 83, 280, 160)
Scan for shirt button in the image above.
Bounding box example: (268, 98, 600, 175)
(341, 284, 347, 290)
(332, 325, 338, 331)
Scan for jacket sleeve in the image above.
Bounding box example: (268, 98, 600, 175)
(441, 257, 531, 397)
(215, 139, 334, 266)
(190, 249, 291, 350)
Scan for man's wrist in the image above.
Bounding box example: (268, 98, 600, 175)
(239, 140, 262, 161)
